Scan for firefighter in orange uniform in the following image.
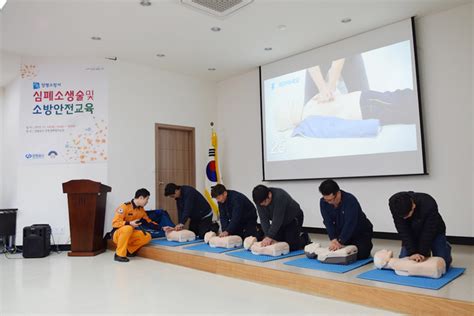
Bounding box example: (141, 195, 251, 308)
(111, 188, 171, 262)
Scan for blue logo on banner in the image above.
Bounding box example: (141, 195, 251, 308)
(33, 82, 40, 89)
(24, 153, 44, 160)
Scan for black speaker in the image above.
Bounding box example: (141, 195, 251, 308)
(23, 224, 51, 258)
(0, 209, 18, 252)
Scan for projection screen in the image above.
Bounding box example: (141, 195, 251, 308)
(260, 18, 427, 181)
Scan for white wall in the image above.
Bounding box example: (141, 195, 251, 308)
(0, 88, 3, 206)
(2, 79, 20, 210)
(1, 59, 216, 245)
(217, 3, 473, 237)
(105, 61, 216, 233)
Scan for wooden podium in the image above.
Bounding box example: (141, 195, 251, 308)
(62, 179, 111, 256)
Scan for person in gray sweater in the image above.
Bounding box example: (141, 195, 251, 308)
(252, 185, 310, 251)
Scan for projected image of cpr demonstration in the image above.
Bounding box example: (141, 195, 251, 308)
(263, 40, 418, 162)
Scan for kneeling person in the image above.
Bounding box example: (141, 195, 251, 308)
(389, 191, 452, 268)
(319, 179, 373, 259)
(252, 185, 309, 251)
(112, 188, 169, 262)
(211, 184, 258, 239)
(164, 183, 216, 239)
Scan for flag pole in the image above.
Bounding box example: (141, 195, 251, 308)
(210, 122, 221, 184)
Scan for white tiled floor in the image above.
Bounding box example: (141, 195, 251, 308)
(1, 248, 399, 315)
(2, 234, 472, 315)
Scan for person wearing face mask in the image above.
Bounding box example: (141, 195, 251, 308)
(318, 179, 373, 259)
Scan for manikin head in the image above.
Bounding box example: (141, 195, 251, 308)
(373, 249, 394, 269)
(244, 236, 257, 250)
(204, 231, 217, 243)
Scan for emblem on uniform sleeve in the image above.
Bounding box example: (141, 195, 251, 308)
(117, 208, 124, 214)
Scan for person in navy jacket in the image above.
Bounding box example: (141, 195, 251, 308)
(211, 184, 259, 239)
(164, 183, 216, 239)
(389, 191, 452, 268)
(319, 179, 373, 259)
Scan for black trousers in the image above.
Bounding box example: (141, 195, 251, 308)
(231, 219, 259, 240)
(346, 230, 373, 260)
(273, 212, 305, 251)
(189, 215, 217, 239)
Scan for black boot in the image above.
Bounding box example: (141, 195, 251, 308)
(114, 254, 129, 262)
(127, 251, 138, 257)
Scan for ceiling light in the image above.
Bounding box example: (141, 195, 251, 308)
(264, 47, 272, 51)
(208, 68, 216, 71)
(341, 17, 352, 23)
(211, 27, 221, 32)
(0, 0, 7, 10)
(277, 25, 287, 31)
(91, 36, 102, 41)
(140, 0, 151, 6)
(156, 54, 166, 57)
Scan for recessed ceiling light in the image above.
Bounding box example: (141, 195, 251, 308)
(140, 0, 151, 6)
(264, 47, 272, 51)
(341, 17, 352, 23)
(208, 68, 216, 71)
(156, 54, 166, 57)
(210, 27, 221, 32)
(277, 25, 287, 31)
(91, 36, 102, 41)
(0, 0, 7, 10)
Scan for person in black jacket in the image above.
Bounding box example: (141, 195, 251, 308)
(389, 191, 452, 268)
(252, 185, 310, 251)
(319, 179, 373, 259)
(211, 184, 259, 239)
(164, 183, 217, 239)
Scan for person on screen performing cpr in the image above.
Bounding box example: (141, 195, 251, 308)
(307, 56, 368, 104)
(276, 54, 418, 137)
(304, 54, 417, 124)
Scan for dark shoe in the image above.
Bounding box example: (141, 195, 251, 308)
(114, 254, 129, 262)
(127, 251, 138, 257)
(301, 232, 311, 246)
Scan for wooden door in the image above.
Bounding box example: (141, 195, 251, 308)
(155, 124, 196, 224)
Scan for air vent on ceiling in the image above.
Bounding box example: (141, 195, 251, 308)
(181, 0, 254, 17)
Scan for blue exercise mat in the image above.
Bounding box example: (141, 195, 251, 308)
(226, 249, 305, 262)
(284, 257, 373, 273)
(183, 243, 243, 254)
(357, 267, 466, 290)
(149, 238, 204, 247)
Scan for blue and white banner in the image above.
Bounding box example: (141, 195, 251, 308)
(20, 63, 108, 164)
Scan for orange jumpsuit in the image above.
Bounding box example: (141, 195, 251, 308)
(112, 200, 158, 257)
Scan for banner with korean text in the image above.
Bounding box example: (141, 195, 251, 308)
(20, 64, 108, 164)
